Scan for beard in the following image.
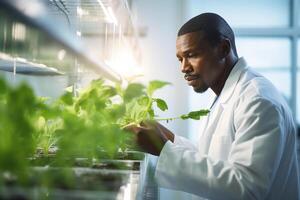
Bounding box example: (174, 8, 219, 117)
(184, 73, 209, 93)
(193, 84, 209, 93)
(186, 76, 209, 93)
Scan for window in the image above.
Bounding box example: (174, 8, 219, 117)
(186, 0, 300, 140)
(235, 37, 291, 99)
(297, 40, 300, 123)
(297, 71, 300, 123)
(298, 8, 300, 27)
(184, 0, 290, 28)
(236, 37, 291, 69)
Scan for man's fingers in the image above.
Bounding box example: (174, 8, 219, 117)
(123, 124, 150, 134)
(141, 120, 156, 127)
(123, 124, 139, 133)
(154, 122, 175, 142)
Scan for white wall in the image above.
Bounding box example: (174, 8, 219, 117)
(131, 0, 189, 137)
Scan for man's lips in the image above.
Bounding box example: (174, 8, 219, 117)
(184, 74, 200, 81)
(184, 74, 201, 86)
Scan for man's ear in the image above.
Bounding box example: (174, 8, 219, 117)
(218, 38, 231, 59)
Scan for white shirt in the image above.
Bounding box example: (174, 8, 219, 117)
(155, 57, 300, 200)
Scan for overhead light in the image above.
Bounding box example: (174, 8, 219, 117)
(108, 43, 143, 78)
(12, 23, 26, 41)
(15, 0, 45, 17)
(77, 6, 89, 17)
(77, 6, 83, 16)
(76, 31, 82, 37)
(97, 0, 118, 25)
(57, 49, 66, 60)
(107, 7, 118, 25)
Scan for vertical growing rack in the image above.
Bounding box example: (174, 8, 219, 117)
(0, 0, 157, 199)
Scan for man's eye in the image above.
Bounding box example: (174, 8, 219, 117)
(188, 53, 195, 57)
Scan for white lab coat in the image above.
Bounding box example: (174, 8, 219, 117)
(155, 57, 300, 200)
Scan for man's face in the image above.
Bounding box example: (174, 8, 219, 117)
(176, 31, 223, 93)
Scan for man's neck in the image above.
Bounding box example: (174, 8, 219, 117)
(211, 56, 239, 96)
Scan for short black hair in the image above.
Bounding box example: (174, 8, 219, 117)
(178, 13, 238, 57)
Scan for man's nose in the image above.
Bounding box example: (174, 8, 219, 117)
(181, 59, 192, 73)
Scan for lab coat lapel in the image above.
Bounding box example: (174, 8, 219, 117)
(199, 102, 224, 154)
(198, 57, 248, 155)
(219, 57, 248, 104)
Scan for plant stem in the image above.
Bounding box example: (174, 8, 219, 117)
(121, 122, 141, 129)
(155, 116, 181, 122)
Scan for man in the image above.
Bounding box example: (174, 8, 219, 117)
(130, 13, 299, 199)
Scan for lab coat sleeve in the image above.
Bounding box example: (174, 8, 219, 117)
(155, 97, 285, 200)
(174, 135, 198, 151)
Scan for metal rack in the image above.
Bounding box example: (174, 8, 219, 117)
(0, 0, 141, 83)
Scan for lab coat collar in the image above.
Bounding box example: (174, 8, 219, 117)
(218, 57, 248, 104)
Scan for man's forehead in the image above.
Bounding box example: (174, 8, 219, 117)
(176, 31, 206, 50)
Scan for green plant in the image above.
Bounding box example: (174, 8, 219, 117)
(0, 76, 209, 192)
(53, 80, 131, 160)
(117, 80, 210, 128)
(0, 77, 46, 185)
(53, 79, 209, 159)
(35, 117, 62, 155)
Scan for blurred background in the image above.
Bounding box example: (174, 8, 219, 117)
(132, 0, 300, 199)
(0, 0, 299, 199)
(131, 0, 300, 143)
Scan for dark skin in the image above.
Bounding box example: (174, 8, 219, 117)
(129, 31, 238, 156)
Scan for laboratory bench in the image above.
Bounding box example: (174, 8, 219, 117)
(0, 152, 159, 200)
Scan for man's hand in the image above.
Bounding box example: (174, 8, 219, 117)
(126, 121, 174, 156)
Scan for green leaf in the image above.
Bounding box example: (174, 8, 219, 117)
(90, 79, 105, 88)
(36, 116, 46, 130)
(137, 96, 149, 106)
(180, 114, 189, 120)
(60, 92, 73, 105)
(154, 98, 168, 111)
(123, 83, 145, 102)
(147, 80, 170, 97)
(99, 86, 117, 99)
(180, 109, 210, 120)
(0, 78, 7, 94)
(147, 108, 155, 119)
